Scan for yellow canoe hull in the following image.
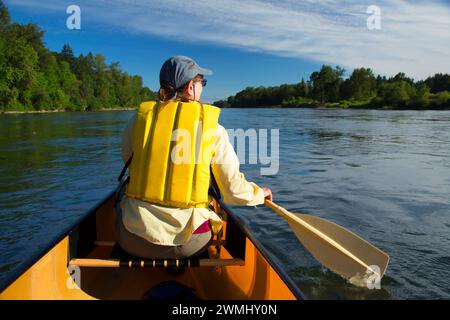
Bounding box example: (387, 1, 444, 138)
(0, 192, 303, 300)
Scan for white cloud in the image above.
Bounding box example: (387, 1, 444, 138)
(9, 0, 450, 79)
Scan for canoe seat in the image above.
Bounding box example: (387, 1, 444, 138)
(69, 242, 244, 268)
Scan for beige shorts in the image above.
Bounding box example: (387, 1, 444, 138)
(115, 187, 212, 259)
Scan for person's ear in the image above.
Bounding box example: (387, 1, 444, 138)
(186, 80, 194, 95)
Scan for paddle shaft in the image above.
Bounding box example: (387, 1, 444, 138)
(264, 199, 379, 276)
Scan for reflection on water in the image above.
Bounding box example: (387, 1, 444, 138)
(1, 109, 450, 299)
(0, 112, 126, 288)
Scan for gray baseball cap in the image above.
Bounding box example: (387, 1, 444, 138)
(159, 56, 213, 90)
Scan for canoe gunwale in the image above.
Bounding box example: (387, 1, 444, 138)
(218, 200, 307, 300)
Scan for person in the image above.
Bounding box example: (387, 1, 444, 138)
(116, 55, 272, 259)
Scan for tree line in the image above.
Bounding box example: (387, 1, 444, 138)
(214, 65, 450, 110)
(0, 1, 156, 112)
(2, 1, 449, 112)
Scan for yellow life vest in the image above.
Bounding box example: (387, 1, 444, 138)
(125, 100, 221, 208)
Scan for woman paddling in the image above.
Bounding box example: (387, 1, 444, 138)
(116, 55, 272, 259)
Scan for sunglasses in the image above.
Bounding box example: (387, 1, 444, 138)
(195, 79, 207, 87)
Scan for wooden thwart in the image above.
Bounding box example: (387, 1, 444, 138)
(69, 258, 244, 268)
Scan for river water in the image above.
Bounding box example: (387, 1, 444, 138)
(0, 108, 449, 299)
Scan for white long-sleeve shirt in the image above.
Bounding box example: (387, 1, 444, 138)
(120, 113, 265, 246)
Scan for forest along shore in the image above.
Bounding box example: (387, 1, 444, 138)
(214, 67, 450, 110)
(1, 108, 137, 114)
(0, 2, 157, 113)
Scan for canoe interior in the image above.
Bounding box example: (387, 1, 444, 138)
(0, 193, 302, 300)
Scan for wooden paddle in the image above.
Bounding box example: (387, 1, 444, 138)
(264, 199, 390, 287)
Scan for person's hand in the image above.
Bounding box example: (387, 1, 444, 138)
(262, 187, 273, 202)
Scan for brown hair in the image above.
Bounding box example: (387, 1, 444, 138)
(158, 81, 176, 101)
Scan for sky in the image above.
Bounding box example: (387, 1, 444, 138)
(4, 0, 450, 103)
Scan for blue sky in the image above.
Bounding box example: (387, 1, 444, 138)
(5, 0, 450, 103)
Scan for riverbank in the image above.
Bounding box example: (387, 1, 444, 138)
(4, 105, 450, 113)
(222, 104, 450, 110)
(221, 98, 450, 110)
(1, 107, 137, 115)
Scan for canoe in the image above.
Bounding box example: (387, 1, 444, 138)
(0, 190, 305, 300)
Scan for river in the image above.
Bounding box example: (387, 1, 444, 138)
(0, 108, 449, 299)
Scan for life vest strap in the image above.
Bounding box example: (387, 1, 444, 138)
(117, 154, 133, 182)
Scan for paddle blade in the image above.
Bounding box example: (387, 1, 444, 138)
(286, 213, 389, 286)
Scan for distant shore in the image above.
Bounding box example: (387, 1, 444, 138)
(222, 104, 450, 110)
(3, 105, 450, 114)
(1, 108, 137, 114)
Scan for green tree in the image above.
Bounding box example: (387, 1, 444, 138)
(58, 60, 81, 110)
(0, 0, 10, 30)
(0, 0, 156, 112)
(410, 84, 430, 108)
(91, 53, 113, 109)
(425, 74, 450, 93)
(392, 72, 414, 85)
(0, 35, 39, 110)
(60, 44, 74, 61)
(59, 44, 75, 70)
(347, 68, 376, 100)
(378, 80, 412, 108)
(140, 86, 156, 101)
(309, 65, 345, 104)
(296, 79, 309, 97)
(434, 91, 450, 106)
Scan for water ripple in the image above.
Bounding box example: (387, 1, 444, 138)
(1, 109, 450, 299)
